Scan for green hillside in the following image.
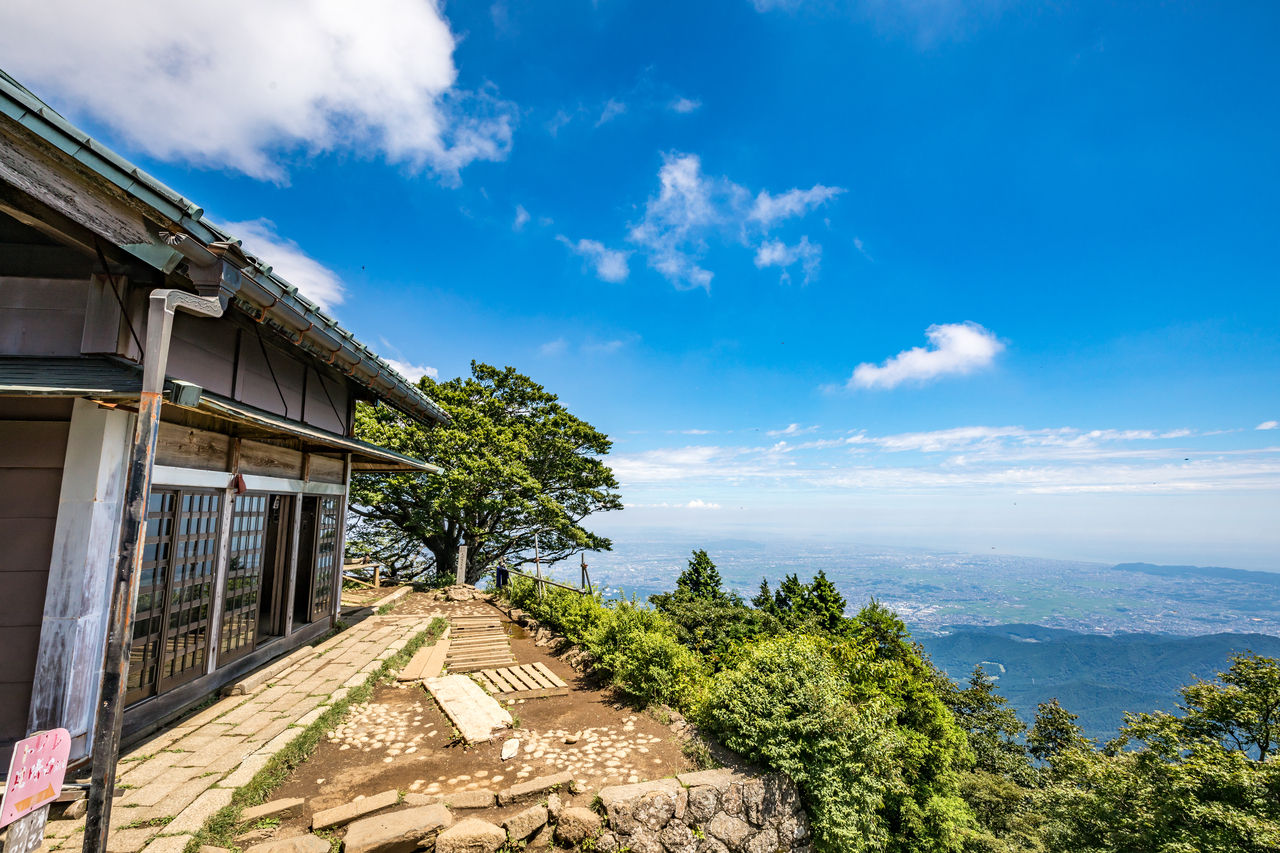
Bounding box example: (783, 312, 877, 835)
(919, 625, 1280, 742)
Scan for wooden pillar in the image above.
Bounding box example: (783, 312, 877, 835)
(281, 494, 302, 637)
(206, 439, 241, 673)
(27, 400, 132, 761)
(332, 453, 351, 624)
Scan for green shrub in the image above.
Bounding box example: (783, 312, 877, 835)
(500, 575, 709, 711)
(703, 634, 898, 852)
(606, 624, 709, 711)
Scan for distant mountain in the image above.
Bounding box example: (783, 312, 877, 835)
(1113, 562, 1280, 586)
(919, 625, 1280, 743)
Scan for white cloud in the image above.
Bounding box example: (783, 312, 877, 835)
(219, 218, 345, 313)
(540, 338, 568, 356)
(683, 429, 717, 435)
(596, 99, 628, 126)
(546, 110, 574, 137)
(0, 0, 516, 184)
(669, 98, 702, 113)
(513, 205, 531, 231)
(584, 339, 628, 354)
(849, 322, 1004, 389)
(749, 186, 845, 230)
(1258, 421, 1279, 430)
(754, 236, 822, 283)
(766, 423, 819, 437)
(384, 359, 438, 383)
(609, 427, 1280, 496)
(558, 236, 631, 283)
(686, 499, 722, 509)
(626, 152, 842, 291)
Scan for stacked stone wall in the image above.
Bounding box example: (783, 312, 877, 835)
(595, 768, 811, 853)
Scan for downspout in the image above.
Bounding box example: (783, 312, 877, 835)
(83, 260, 229, 853)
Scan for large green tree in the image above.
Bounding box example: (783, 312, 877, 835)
(349, 362, 622, 585)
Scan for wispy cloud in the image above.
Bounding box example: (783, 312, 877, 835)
(546, 110, 574, 136)
(513, 204, 530, 231)
(557, 236, 631, 283)
(626, 152, 842, 290)
(583, 339, 628, 354)
(766, 423, 819, 437)
(749, 0, 1018, 47)
(219, 218, 345, 313)
(596, 99, 628, 126)
(610, 425, 1280, 496)
(683, 429, 717, 435)
(754, 236, 822, 284)
(669, 97, 702, 113)
(849, 322, 1003, 389)
(1, 1, 516, 184)
(540, 338, 568, 356)
(1258, 421, 1279, 430)
(385, 359, 438, 383)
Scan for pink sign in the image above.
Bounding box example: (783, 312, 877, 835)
(1, 729, 70, 828)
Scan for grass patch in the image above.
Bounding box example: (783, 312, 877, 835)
(681, 736, 720, 771)
(182, 617, 447, 853)
(120, 816, 172, 830)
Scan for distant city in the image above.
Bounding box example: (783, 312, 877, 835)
(563, 535, 1280, 638)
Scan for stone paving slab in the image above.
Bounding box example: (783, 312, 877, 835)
(50, 610, 444, 853)
(424, 674, 513, 744)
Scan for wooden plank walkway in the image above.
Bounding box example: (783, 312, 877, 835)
(472, 662, 569, 699)
(444, 616, 516, 672)
(397, 626, 451, 681)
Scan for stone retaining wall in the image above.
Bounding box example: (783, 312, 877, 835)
(595, 768, 812, 853)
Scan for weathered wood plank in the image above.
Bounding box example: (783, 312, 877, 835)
(155, 421, 230, 473)
(471, 672, 501, 694)
(238, 438, 304, 479)
(531, 662, 569, 689)
(308, 454, 344, 485)
(519, 664, 557, 690)
(0, 126, 156, 248)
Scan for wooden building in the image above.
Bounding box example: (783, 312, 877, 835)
(0, 70, 446, 770)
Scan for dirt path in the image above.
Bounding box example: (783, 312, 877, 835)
(267, 593, 696, 844)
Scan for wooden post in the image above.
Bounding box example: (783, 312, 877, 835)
(534, 533, 543, 601)
(374, 563, 381, 589)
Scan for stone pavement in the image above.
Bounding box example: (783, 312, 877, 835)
(41, 610, 443, 853)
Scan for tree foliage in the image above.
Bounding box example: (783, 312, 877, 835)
(1037, 652, 1280, 853)
(349, 362, 621, 585)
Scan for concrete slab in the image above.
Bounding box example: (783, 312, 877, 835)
(423, 675, 512, 744)
(311, 789, 400, 830)
(165, 787, 234, 834)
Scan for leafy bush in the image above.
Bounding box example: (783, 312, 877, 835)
(703, 607, 979, 853)
(703, 634, 898, 852)
(500, 574, 709, 711)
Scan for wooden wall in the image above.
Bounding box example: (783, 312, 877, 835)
(0, 396, 72, 758)
(0, 278, 89, 355)
(166, 312, 352, 437)
(154, 421, 345, 484)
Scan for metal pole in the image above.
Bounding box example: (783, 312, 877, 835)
(534, 533, 542, 601)
(84, 289, 224, 853)
(580, 553, 592, 595)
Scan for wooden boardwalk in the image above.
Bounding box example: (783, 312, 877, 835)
(443, 616, 516, 672)
(472, 662, 569, 699)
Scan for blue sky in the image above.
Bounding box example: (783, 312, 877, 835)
(5, 0, 1278, 567)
